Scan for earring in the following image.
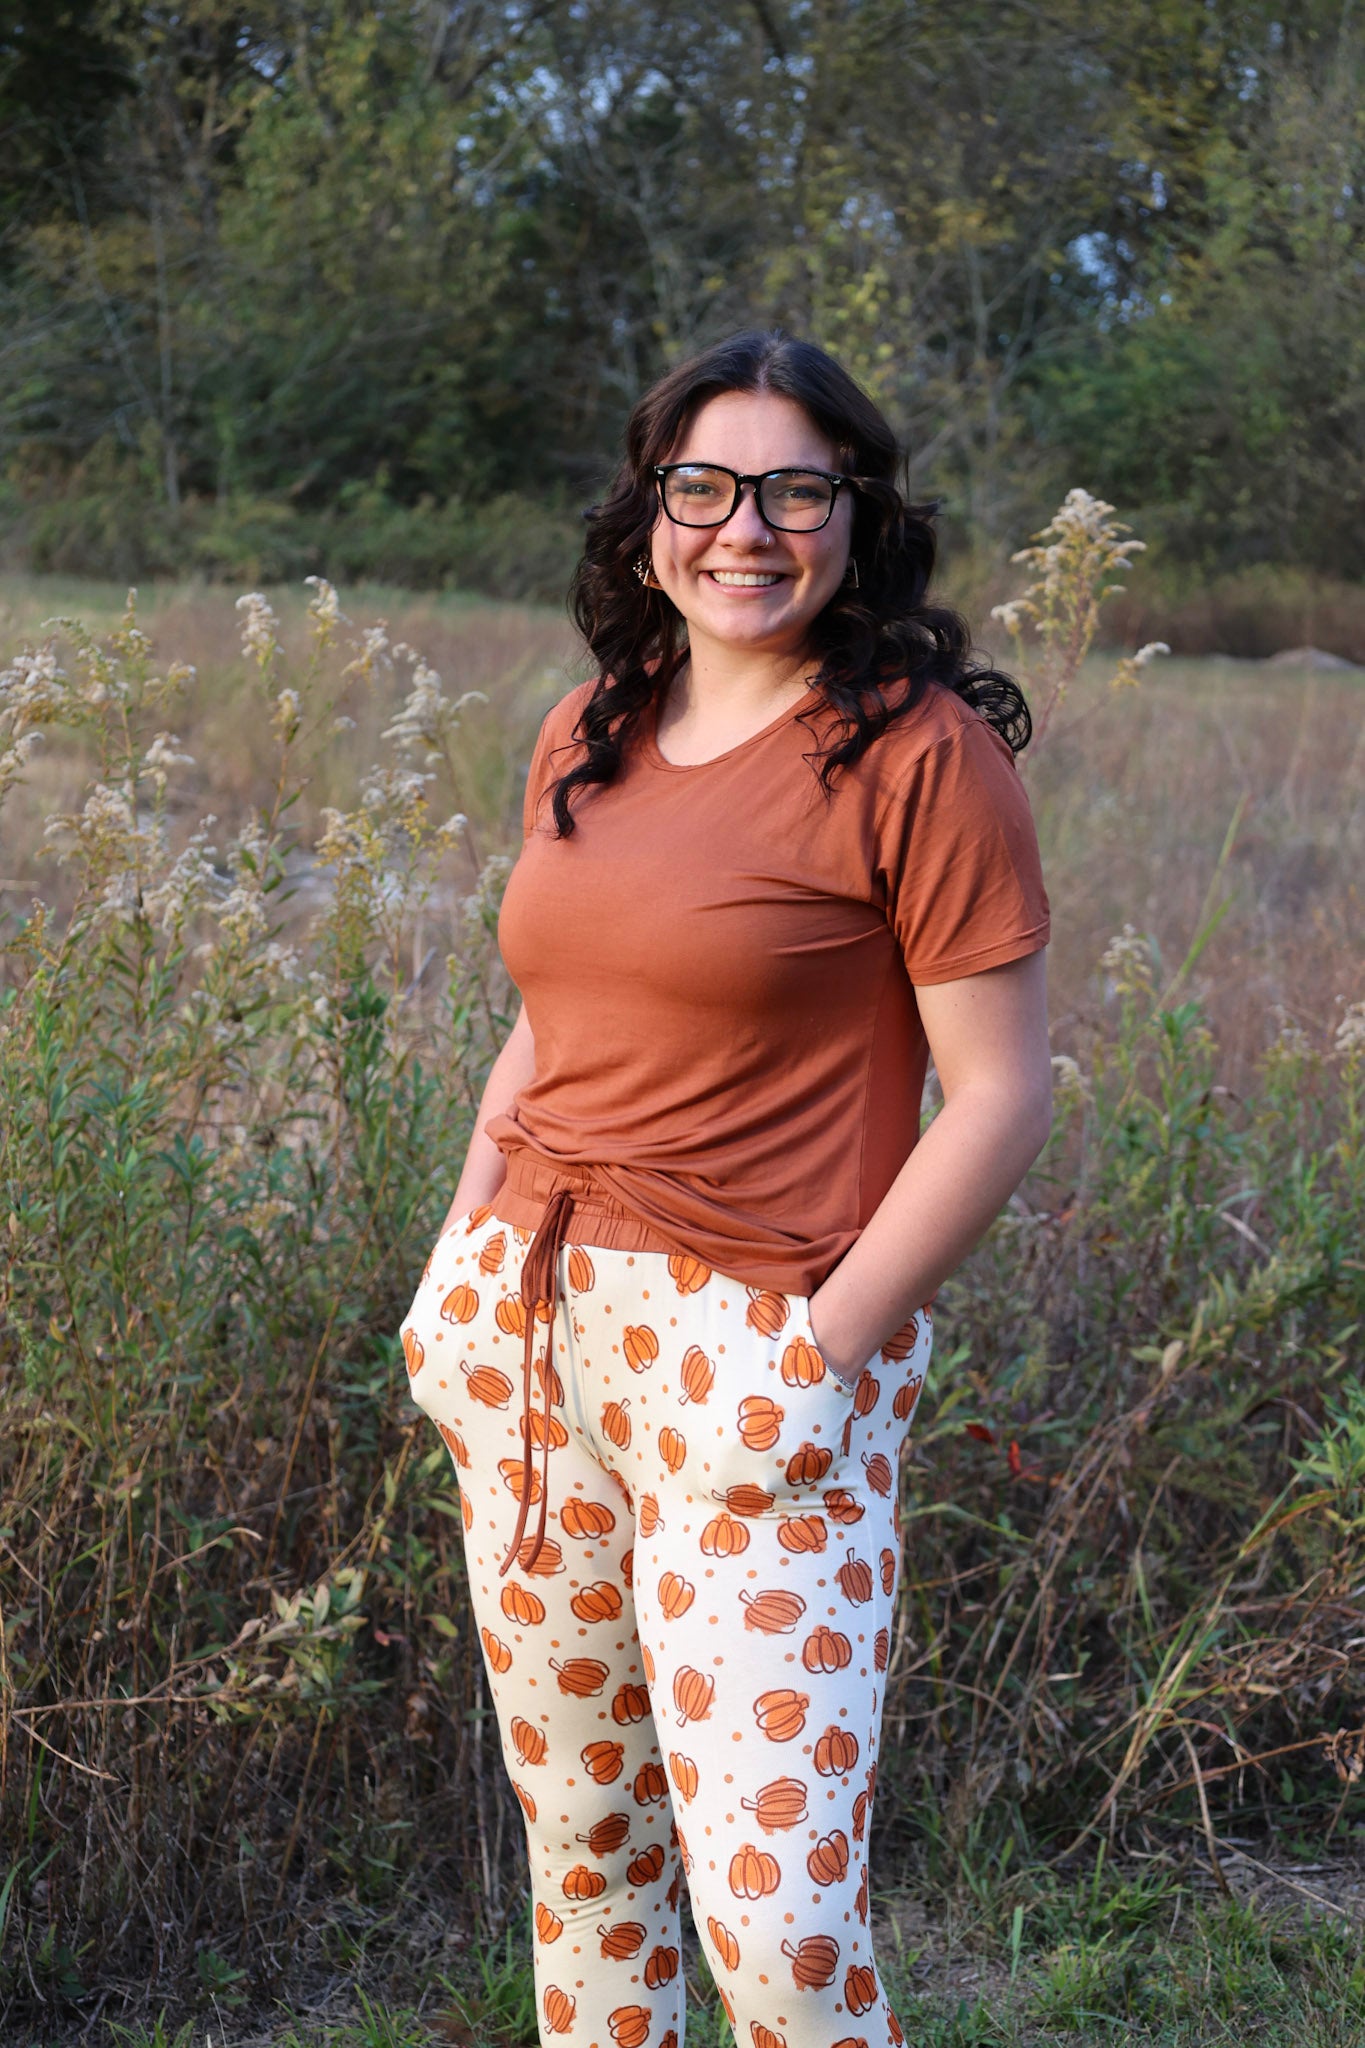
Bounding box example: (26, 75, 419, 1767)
(843, 558, 861, 589)
(634, 552, 662, 589)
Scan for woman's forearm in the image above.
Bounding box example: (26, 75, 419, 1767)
(808, 1079, 1052, 1379)
(439, 1008, 538, 1231)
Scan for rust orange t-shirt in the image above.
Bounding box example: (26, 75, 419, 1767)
(485, 676, 1050, 1295)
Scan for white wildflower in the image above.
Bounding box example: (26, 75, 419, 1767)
(1133, 641, 1170, 668)
(235, 592, 279, 671)
(142, 730, 196, 796)
(1050, 1053, 1085, 1102)
(272, 688, 301, 742)
(143, 827, 218, 935)
(989, 598, 1028, 633)
(0, 642, 68, 728)
(1100, 923, 1155, 1000)
(1334, 1001, 1365, 1061)
(261, 941, 301, 988)
(217, 818, 270, 945)
(330, 715, 357, 735)
(304, 576, 343, 645)
(343, 620, 391, 685)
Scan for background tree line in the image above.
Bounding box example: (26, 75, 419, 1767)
(2, 0, 1362, 613)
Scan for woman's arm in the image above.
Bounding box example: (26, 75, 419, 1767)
(807, 949, 1053, 1379)
(437, 1003, 538, 1232)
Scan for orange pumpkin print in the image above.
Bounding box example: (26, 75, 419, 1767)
(874, 1626, 890, 1672)
(439, 1280, 478, 1324)
(598, 1920, 646, 1959)
(464, 1203, 494, 1230)
(535, 1901, 563, 1942)
(802, 1625, 853, 1673)
(780, 1334, 825, 1388)
(729, 1842, 781, 1898)
(543, 1985, 576, 2034)
(777, 1513, 827, 1553)
(807, 1828, 850, 1884)
(611, 1682, 650, 1724)
(740, 1775, 808, 1833)
(785, 1439, 833, 1486)
(481, 1627, 513, 1675)
(567, 1245, 595, 1291)
(880, 1546, 897, 1594)
(714, 1481, 775, 1517)
(608, 2006, 652, 2048)
(672, 1665, 715, 1725)
(844, 1962, 877, 2014)
(658, 1570, 694, 1619)
(862, 1450, 894, 1496)
(402, 1327, 424, 1377)
(893, 1370, 923, 1419)
(856, 1863, 870, 1920)
(461, 1360, 513, 1410)
(753, 1688, 809, 1741)
(679, 1345, 715, 1404)
(638, 1491, 663, 1537)
(534, 1353, 565, 1405)
(782, 1933, 840, 1988)
(494, 1296, 527, 1338)
(814, 1725, 860, 1776)
(822, 1486, 865, 1524)
(700, 1510, 750, 1557)
(707, 1915, 741, 1972)
(852, 1370, 880, 1417)
(559, 1496, 617, 1540)
(437, 1421, 468, 1467)
(522, 1406, 568, 1450)
(511, 1717, 547, 1766)
(478, 1229, 506, 1274)
(745, 1287, 790, 1336)
(621, 1545, 634, 1588)
(577, 1812, 631, 1856)
(852, 1787, 869, 1841)
(562, 1862, 607, 1900)
(460, 1493, 472, 1531)
(640, 1641, 655, 1683)
(881, 1318, 918, 1361)
(751, 2026, 787, 2048)
(581, 1738, 625, 1783)
(836, 1554, 874, 1604)
(644, 1943, 680, 1988)
(658, 1423, 687, 1472)
(737, 1393, 785, 1450)
(669, 1751, 699, 1801)
(518, 1534, 565, 1576)
(513, 1781, 537, 1822)
(623, 1323, 659, 1371)
(627, 1842, 666, 1885)
(551, 1655, 610, 1697)
(633, 1760, 668, 1806)
(570, 1581, 624, 1623)
(498, 1455, 542, 1503)
(668, 1252, 711, 1294)
(601, 1397, 631, 1447)
(740, 1586, 806, 1635)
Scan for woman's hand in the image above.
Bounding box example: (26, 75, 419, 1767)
(805, 952, 1053, 1378)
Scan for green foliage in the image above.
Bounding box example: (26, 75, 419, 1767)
(0, 3, 1362, 591)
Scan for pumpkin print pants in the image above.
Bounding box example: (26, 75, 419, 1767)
(400, 1199, 932, 2048)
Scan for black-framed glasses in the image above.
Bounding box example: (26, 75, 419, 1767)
(653, 463, 854, 532)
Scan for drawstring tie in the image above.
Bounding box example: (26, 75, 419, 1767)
(498, 1183, 577, 1578)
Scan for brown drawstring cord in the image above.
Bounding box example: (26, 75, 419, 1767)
(498, 1184, 576, 1578)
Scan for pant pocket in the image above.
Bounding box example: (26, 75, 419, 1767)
(787, 1294, 861, 1400)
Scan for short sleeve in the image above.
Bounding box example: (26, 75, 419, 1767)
(874, 715, 1050, 985)
(521, 683, 593, 841)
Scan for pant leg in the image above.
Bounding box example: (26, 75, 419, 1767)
(401, 1210, 685, 2048)
(562, 1250, 931, 2048)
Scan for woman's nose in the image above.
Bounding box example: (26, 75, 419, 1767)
(721, 482, 773, 544)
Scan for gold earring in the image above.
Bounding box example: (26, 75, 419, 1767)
(843, 558, 861, 589)
(634, 552, 662, 589)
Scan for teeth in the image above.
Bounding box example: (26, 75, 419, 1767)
(710, 572, 782, 587)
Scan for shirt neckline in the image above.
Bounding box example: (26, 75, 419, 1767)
(642, 682, 825, 773)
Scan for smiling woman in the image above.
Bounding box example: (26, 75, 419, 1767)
(400, 328, 1053, 2048)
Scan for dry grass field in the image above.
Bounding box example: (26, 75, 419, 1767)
(2, 570, 1363, 2046)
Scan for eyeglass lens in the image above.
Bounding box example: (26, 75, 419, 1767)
(660, 467, 836, 530)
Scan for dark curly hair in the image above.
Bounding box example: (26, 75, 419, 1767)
(550, 329, 1029, 834)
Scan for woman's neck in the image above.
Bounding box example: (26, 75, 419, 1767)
(655, 643, 816, 764)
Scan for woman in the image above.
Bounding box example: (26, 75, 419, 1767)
(401, 330, 1052, 2048)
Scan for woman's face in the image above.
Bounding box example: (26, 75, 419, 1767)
(647, 389, 854, 665)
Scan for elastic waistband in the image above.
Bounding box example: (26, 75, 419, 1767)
(495, 1149, 676, 1256)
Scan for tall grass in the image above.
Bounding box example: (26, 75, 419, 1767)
(1, 543, 1363, 2037)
